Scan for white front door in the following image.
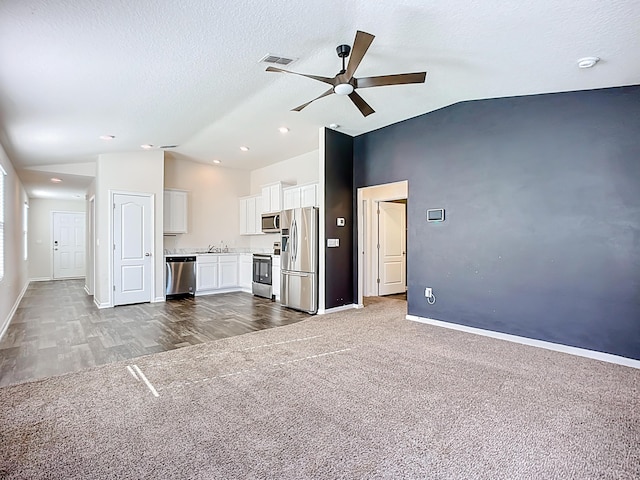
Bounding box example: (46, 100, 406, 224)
(378, 201, 406, 296)
(52, 212, 85, 279)
(113, 193, 152, 306)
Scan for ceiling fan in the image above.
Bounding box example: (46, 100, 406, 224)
(266, 30, 426, 117)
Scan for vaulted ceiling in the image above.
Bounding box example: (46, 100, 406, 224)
(1, 0, 638, 198)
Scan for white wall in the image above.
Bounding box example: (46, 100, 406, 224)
(249, 150, 319, 192)
(28, 198, 85, 280)
(163, 155, 250, 251)
(95, 150, 164, 307)
(249, 150, 320, 250)
(0, 144, 29, 337)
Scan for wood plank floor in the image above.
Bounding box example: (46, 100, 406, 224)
(0, 280, 311, 387)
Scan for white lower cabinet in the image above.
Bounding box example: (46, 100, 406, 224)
(196, 254, 239, 294)
(239, 254, 253, 290)
(272, 256, 281, 300)
(196, 260, 219, 291)
(219, 255, 239, 288)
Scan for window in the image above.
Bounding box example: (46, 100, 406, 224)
(23, 202, 29, 260)
(0, 164, 5, 281)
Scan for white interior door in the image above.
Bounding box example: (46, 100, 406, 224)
(378, 201, 406, 296)
(113, 193, 152, 306)
(53, 212, 85, 279)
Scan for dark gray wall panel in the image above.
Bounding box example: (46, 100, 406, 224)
(354, 86, 640, 360)
(324, 128, 354, 308)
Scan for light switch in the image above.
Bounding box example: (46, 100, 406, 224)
(336, 217, 345, 227)
(327, 239, 340, 248)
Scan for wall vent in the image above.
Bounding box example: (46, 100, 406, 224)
(259, 54, 297, 66)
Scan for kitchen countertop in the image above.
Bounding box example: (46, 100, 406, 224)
(164, 249, 278, 258)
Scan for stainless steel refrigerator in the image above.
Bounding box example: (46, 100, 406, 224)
(280, 207, 318, 314)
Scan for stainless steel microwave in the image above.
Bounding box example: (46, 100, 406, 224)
(261, 212, 280, 233)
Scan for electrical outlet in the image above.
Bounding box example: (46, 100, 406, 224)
(424, 287, 432, 298)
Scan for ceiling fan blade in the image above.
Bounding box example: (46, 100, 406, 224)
(348, 91, 375, 117)
(266, 66, 337, 86)
(344, 30, 375, 79)
(292, 88, 335, 112)
(356, 72, 427, 89)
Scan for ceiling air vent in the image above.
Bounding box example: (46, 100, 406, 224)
(259, 54, 297, 66)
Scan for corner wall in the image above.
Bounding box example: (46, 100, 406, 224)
(324, 129, 354, 309)
(0, 145, 29, 336)
(354, 85, 640, 360)
(95, 150, 165, 306)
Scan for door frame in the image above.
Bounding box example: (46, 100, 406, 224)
(51, 210, 86, 280)
(109, 190, 155, 307)
(356, 181, 408, 307)
(85, 195, 95, 295)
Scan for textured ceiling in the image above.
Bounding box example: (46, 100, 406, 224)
(1, 0, 639, 198)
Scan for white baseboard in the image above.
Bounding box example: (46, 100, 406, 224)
(29, 277, 51, 282)
(319, 303, 359, 315)
(84, 285, 92, 295)
(194, 288, 241, 297)
(406, 314, 640, 369)
(152, 296, 165, 303)
(94, 297, 111, 309)
(0, 280, 30, 342)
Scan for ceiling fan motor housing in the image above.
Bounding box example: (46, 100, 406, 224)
(336, 44, 351, 58)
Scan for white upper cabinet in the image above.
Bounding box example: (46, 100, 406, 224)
(164, 189, 188, 234)
(239, 195, 262, 235)
(261, 182, 291, 213)
(283, 183, 318, 210)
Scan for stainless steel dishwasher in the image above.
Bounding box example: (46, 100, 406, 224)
(165, 256, 196, 297)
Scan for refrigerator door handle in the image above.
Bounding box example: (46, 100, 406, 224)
(291, 218, 297, 264)
(282, 270, 308, 277)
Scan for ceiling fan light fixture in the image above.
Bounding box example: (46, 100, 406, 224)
(334, 83, 354, 96)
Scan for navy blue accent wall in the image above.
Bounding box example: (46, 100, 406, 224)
(324, 128, 355, 309)
(354, 86, 640, 360)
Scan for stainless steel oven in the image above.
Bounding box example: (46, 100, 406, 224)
(252, 254, 273, 299)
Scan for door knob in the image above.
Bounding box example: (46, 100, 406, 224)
(145, 252, 151, 257)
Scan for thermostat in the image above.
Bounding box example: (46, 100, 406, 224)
(427, 208, 445, 222)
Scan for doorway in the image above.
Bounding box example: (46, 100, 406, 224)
(112, 192, 153, 306)
(378, 200, 407, 296)
(357, 181, 408, 306)
(52, 211, 86, 279)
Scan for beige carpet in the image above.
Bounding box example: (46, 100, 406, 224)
(1, 297, 638, 479)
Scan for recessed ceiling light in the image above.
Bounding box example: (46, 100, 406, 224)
(50, 177, 62, 183)
(212, 159, 221, 164)
(577, 57, 600, 69)
(140, 144, 154, 149)
(99, 135, 115, 140)
(279, 127, 289, 134)
(240, 146, 249, 152)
